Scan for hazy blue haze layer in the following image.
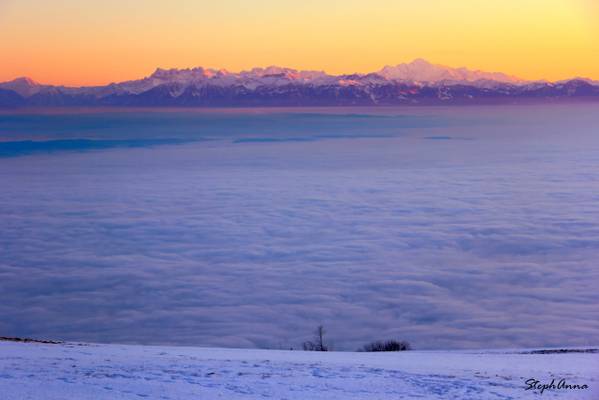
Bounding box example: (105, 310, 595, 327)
(0, 105, 598, 350)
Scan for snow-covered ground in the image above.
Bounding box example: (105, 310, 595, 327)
(1, 341, 597, 399)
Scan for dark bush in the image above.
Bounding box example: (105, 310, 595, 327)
(360, 340, 411, 352)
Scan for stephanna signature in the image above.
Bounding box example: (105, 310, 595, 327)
(525, 378, 588, 395)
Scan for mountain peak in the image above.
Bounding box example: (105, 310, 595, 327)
(379, 60, 523, 85)
(8, 77, 39, 86)
(0, 77, 42, 97)
(151, 67, 201, 78)
(408, 58, 432, 66)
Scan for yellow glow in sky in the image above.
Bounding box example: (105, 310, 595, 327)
(1, 0, 597, 86)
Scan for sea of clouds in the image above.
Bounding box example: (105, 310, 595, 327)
(0, 105, 598, 350)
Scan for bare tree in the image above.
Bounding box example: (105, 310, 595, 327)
(302, 325, 329, 351)
(315, 325, 326, 351)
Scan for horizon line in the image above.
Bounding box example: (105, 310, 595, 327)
(3, 59, 596, 88)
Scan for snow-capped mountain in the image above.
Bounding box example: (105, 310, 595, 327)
(0, 77, 45, 97)
(378, 58, 523, 85)
(106, 66, 334, 94)
(1, 59, 598, 107)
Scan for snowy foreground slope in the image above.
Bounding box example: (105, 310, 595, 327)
(1, 342, 597, 400)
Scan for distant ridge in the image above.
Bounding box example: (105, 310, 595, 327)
(1, 59, 598, 107)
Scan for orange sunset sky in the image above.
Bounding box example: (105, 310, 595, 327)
(1, 0, 598, 86)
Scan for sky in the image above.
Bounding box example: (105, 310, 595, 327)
(0, 0, 597, 86)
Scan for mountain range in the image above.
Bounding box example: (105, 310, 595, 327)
(1, 59, 598, 107)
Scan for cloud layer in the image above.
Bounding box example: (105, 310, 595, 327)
(1, 105, 598, 350)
